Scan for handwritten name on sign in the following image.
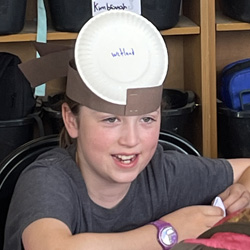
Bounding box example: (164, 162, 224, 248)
(92, 0, 141, 16)
(111, 48, 135, 57)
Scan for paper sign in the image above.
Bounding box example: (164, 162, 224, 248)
(212, 196, 226, 217)
(92, 0, 141, 16)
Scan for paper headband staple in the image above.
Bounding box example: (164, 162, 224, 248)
(19, 10, 168, 116)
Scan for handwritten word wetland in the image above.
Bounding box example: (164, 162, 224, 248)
(111, 48, 135, 57)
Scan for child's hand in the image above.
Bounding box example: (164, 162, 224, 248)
(219, 183, 250, 214)
(161, 205, 224, 242)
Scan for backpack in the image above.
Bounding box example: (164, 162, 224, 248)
(219, 58, 250, 111)
(0, 52, 36, 120)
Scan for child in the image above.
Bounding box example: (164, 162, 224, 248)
(4, 11, 250, 250)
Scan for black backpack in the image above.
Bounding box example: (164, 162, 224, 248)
(0, 52, 36, 120)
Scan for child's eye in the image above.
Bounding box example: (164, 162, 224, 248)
(103, 117, 118, 123)
(141, 117, 156, 123)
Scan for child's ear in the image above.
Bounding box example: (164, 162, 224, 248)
(61, 103, 78, 138)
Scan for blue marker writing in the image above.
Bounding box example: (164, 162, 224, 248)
(111, 48, 135, 57)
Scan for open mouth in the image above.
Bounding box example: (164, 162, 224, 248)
(113, 154, 137, 164)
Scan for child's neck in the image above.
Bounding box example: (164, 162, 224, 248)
(87, 183, 131, 209)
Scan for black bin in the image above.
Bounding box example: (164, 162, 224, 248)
(48, 0, 181, 32)
(48, 0, 92, 32)
(41, 94, 64, 135)
(0, 116, 34, 163)
(0, 0, 27, 34)
(161, 89, 196, 144)
(220, 0, 250, 23)
(42, 107, 63, 135)
(141, 0, 182, 30)
(218, 102, 250, 158)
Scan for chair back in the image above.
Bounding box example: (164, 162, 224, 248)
(159, 130, 200, 156)
(0, 135, 59, 250)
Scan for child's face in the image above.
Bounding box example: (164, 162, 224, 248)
(75, 106, 161, 186)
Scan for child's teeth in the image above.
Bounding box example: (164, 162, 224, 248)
(117, 155, 134, 160)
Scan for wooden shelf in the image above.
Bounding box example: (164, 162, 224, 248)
(216, 11, 250, 31)
(0, 0, 218, 157)
(0, 21, 78, 43)
(161, 16, 200, 36)
(0, 15, 200, 43)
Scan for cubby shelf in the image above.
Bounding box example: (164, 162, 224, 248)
(0, 15, 200, 43)
(216, 11, 250, 31)
(0, 0, 222, 157)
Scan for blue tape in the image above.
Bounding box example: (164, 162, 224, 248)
(35, 0, 47, 96)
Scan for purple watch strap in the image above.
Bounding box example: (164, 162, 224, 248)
(150, 220, 178, 250)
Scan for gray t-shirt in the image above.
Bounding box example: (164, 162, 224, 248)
(4, 144, 233, 250)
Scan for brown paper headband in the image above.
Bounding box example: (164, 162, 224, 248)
(18, 43, 74, 88)
(19, 41, 165, 115)
(19, 12, 168, 116)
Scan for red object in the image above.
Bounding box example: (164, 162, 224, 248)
(185, 232, 250, 250)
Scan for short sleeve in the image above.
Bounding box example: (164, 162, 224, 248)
(4, 156, 80, 248)
(148, 146, 234, 213)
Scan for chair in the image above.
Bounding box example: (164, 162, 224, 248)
(158, 130, 200, 156)
(0, 135, 59, 250)
(0, 131, 199, 249)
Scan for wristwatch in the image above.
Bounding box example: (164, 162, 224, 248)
(150, 220, 178, 250)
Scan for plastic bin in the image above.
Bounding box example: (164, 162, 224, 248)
(217, 102, 250, 158)
(161, 89, 196, 144)
(0, 116, 34, 162)
(220, 0, 250, 23)
(42, 107, 63, 135)
(141, 0, 182, 30)
(48, 0, 181, 32)
(0, 0, 27, 34)
(48, 0, 92, 32)
(41, 94, 64, 135)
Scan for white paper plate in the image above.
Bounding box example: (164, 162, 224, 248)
(75, 10, 168, 105)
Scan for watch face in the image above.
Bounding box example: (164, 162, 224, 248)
(161, 226, 178, 246)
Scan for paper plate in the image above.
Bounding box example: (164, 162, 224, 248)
(75, 10, 168, 105)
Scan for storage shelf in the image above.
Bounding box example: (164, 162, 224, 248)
(0, 15, 200, 43)
(0, 21, 78, 43)
(216, 11, 250, 31)
(160, 16, 200, 36)
(0, 0, 216, 157)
